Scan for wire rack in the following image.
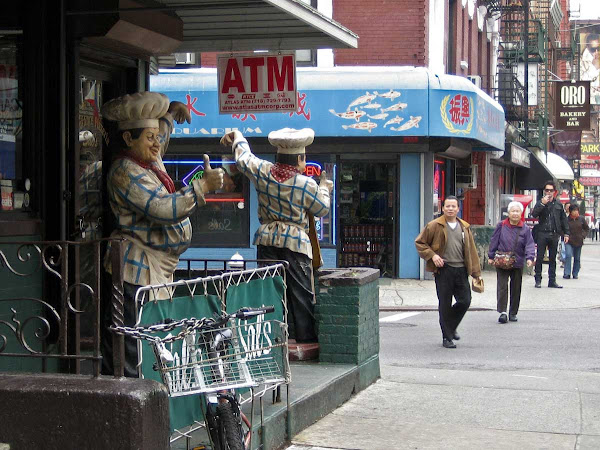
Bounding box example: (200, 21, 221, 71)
(151, 319, 287, 397)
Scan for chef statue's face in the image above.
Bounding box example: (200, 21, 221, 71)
(124, 127, 161, 163)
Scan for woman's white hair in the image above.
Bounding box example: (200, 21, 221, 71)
(507, 201, 524, 213)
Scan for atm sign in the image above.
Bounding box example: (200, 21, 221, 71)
(217, 52, 297, 115)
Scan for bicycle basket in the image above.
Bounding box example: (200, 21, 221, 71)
(152, 319, 287, 397)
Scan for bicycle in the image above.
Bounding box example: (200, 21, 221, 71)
(112, 305, 287, 450)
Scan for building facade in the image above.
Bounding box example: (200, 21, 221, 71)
(156, 0, 506, 279)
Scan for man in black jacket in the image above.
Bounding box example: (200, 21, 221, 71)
(531, 180, 570, 288)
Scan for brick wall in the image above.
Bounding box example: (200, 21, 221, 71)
(200, 52, 217, 67)
(315, 270, 380, 364)
(557, 0, 572, 80)
(448, 1, 493, 95)
(332, 0, 427, 66)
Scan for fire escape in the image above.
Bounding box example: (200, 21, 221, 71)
(484, 0, 572, 153)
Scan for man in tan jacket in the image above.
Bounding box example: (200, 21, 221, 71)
(415, 196, 482, 348)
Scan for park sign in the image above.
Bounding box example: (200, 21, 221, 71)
(217, 52, 297, 115)
(555, 81, 590, 131)
(581, 142, 600, 160)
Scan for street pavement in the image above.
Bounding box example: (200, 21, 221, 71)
(379, 240, 600, 311)
(285, 241, 600, 450)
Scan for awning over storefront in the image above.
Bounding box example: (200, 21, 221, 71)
(71, 0, 358, 57)
(516, 149, 574, 189)
(168, 0, 359, 52)
(151, 66, 505, 150)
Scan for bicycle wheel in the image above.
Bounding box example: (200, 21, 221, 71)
(205, 402, 224, 450)
(217, 402, 245, 450)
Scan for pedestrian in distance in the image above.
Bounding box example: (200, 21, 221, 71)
(488, 202, 535, 324)
(531, 180, 569, 289)
(563, 204, 589, 280)
(415, 196, 482, 349)
(591, 218, 599, 241)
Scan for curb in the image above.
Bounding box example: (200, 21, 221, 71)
(379, 306, 493, 312)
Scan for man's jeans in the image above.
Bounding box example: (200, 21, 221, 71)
(563, 243, 582, 278)
(535, 231, 559, 283)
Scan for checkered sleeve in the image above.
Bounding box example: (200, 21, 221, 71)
(110, 160, 200, 225)
(303, 178, 331, 218)
(234, 140, 270, 184)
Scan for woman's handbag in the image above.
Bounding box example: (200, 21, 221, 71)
(472, 277, 484, 293)
(493, 226, 522, 270)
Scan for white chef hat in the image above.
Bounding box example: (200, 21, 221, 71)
(101, 92, 169, 130)
(268, 128, 315, 154)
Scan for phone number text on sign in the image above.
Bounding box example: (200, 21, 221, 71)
(217, 52, 298, 115)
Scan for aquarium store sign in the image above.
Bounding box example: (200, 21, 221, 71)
(150, 78, 502, 149)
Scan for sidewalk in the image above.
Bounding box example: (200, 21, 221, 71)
(380, 241, 600, 311)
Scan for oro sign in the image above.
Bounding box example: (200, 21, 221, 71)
(555, 81, 590, 131)
(217, 52, 297, 115)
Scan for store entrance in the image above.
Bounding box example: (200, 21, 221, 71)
(338, 161, 397, 277)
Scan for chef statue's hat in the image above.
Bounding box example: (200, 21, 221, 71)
(101, 92, 169, 130)
(268, 128, 314, 154)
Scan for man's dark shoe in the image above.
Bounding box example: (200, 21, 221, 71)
(453, 332, 460, 341)
(573, 275, 578, 279)
(509, 314, 518, 322)
(548, 282, 563, 288)
(442, 338, 456, 348)
(498, 312, 508, 324)
(563, 275, 571, 279)
(534, 281, 541, 288)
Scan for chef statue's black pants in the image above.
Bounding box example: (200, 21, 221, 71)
(257, 245, 317, 343)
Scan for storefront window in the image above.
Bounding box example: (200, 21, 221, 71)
(0, 34, 24, 212)
(304, 155, 336, 246)
(164, 155, 249, 247)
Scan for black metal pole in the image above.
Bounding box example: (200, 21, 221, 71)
(524, 0, 529, 146)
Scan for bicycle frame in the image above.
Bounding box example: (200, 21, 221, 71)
(201, 321, 251, 449)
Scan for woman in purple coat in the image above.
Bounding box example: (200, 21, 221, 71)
(488, 202, 536, 323)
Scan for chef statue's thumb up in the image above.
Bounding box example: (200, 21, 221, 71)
(320, 170, 334, 193)
(199, 154, 224, 193)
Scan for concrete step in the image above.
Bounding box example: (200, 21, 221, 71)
(170, 355, 380, 450)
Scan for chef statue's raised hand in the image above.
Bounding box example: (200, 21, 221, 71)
(221, 128, 331, 358)
(100, 91, 223, 377)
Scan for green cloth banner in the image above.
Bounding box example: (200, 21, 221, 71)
(138, 275, 286, 434)
(139, 294, 221, 432)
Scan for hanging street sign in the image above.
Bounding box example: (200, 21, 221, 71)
(555, 81, 591, 131)
(217, 52, 298, 115)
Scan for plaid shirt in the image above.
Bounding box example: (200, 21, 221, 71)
(234, 140, 330, 259)
(105, 157, 205, 292)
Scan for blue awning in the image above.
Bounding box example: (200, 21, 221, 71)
(150, 66, 505, 150)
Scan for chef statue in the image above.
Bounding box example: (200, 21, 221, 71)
(100, 92, 224, 376)
(221, 128, 333, 357)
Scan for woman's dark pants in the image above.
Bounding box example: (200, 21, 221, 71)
(496, 267, 523, 316)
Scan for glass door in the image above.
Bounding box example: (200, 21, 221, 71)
(338, 161, 397, 277)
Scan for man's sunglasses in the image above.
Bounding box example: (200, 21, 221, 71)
(544, 189, 555, 192)
(591, 47, 600, 53)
